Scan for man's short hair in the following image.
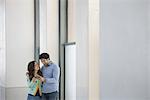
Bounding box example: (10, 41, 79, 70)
(39, 53, 50, 59)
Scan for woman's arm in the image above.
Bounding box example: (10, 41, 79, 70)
(34, 74, 45, 83)
(27, 76, 36, 88)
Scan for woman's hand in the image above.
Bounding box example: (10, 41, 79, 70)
(40, 77, 46, 83)
(34, 74, 41, 78)
(32, 77, 36, 83)
(34, 74, 45, 82)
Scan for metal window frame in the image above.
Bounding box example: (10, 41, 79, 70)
(34, 0, 40, 62)
(59, 0, 68, 100)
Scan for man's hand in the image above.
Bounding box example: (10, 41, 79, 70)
(35, 74, 46, 83)
(40, 77, 46, 83)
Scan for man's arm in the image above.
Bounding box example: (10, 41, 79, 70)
(41, 64, 60, 84)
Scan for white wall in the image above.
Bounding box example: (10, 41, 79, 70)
(75, 0, 89, 99)
(0, 0, 6, 100)
(6, 0, 34, 88)
(45, 0, 59, 63)
(0, 0, 5, 87)
(68, 0, 76, 42)
(148, 0, 150, 99)
(39, 0, 59, 64)
(88, 0, 100, 99)
(100, 0, 149, 100)
(39, 0, 47, 53)
(5, 0, 34, 100)
(74, 0, 100, 99)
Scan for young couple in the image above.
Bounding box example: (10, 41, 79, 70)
(26, 53, 60, 100)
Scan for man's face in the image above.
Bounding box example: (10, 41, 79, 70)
(41, 58, 49, 66)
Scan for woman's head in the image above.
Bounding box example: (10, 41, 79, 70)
(27, 61, 41, 81)
(27, 61, 39, 72)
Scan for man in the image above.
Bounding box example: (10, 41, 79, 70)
(39, 53, 60, 100)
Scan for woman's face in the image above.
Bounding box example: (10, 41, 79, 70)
(34, 62, 39, 71)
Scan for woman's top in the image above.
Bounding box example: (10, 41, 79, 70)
(27, 75, 42, 96)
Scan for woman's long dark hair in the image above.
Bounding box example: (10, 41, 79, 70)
(27, 61, 43, 81)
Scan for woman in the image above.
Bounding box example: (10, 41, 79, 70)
(26, 61, 43, 100)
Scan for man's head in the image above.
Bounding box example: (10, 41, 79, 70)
(39, 53, 50, 66)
